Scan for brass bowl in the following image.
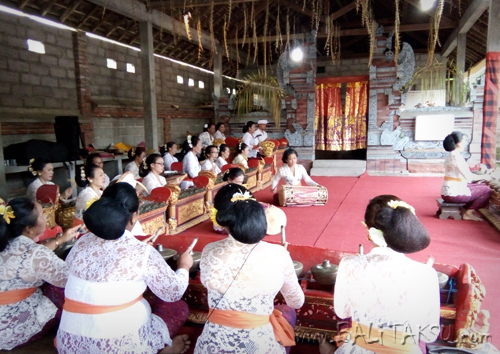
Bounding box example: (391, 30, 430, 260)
(158, 248, 177, 261)
(293, 261, 303, 277)
(311, 260, 339, 285)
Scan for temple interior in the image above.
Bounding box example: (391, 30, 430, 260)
(0, 0, 499, 353)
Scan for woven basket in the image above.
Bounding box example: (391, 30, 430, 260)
(55, 203, 76, 230)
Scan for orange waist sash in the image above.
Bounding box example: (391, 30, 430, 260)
(0, 287, 37, 305)
(444, 176, 463, 182)
(63, 295, 143, 315)
(348, 321, 422, 354)
(208, 308, 296, 346)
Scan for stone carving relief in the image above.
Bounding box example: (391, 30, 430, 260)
(228, 94, 235, 110)
(393, 42, 415, 92)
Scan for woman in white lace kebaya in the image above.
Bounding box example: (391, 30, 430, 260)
(86, 153, 111, 189)
(214, 122, 226, 141)
(319, 195, 440, 354)
(0, 197, 79, 350)
(181, 136, 202, 190)
(75, 164, 107, 221)
(161, 142, 178, 171)
(56, 183, 193, 354)
(26, 157, 73, 202)
(232, 142, 250, 169)
(200, 145, 222, 175)
(125, 147, 146, 179)
(441, 131, 491, 221)
(195, 188, 304, 354)
(140, 153, 167, 195)
(198, 123, 216, 149)
(216, 144, 230, 169)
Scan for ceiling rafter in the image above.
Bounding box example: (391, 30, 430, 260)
(60, 0, 83, 23)
(40, 0, 58, 17)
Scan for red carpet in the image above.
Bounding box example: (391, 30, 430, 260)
(180, 174, 500, 342)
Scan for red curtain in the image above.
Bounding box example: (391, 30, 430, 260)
(315, 81, 368, 151)
(343, 81, 368, 150)
(315, 83, 342, 151)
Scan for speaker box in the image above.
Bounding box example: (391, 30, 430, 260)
(54, 116, 82, 161)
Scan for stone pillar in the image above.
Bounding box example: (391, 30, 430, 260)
(213, 43, 222, 100)
(456, 33, 466, 76)
(72, 31, 94, 146)
(140, 21, 158, 151)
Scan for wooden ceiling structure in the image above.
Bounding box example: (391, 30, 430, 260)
(0, 0, 491, 77)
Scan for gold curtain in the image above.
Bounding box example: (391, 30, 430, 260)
(315, 83, 342, 151)
(343, 81, 368, 150)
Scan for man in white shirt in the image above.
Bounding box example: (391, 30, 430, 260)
(253, 119, 268, 143)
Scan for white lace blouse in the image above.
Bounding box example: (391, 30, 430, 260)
(215, 156, 227, 169)
(142, 172, 167, 195)
(242, 132, 259, 158)
(441, 150, 476, 197)
(26, 178, 55, 201)
(194, 236, 305, 354)
(200, 159, 221, 175)
(180, 151, 200, 190)
(214, 131, 226, 141)
(125, 161, 140, 179)
(75, 186, 102, 217)
(0, 236, 67, 350)
(232, 154, 249, 169)
(163, 153, 178, 171)
(334, 247, 440, 354)
(271, 164, 318, 190)
(199, 132, 214, 148)
(56, 230, 189, 354)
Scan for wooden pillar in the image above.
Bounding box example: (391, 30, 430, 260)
(456, 33, 466, 75)
(0, 123, 6, 200)
(213, 43, 222, 99)
(481, 0, 500, 168)
(140, 21, 158, 151)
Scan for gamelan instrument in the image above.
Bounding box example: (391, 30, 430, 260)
(278, 185, 328, 207)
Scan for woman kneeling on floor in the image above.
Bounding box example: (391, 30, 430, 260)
(441, 131, 491, 221)
(56, 183, 193, 354)
(195, 185, 304, 353)
(320, 195, 440, 354)
(0, 197, 79, 350)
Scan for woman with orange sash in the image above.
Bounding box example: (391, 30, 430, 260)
(195, 186, 304, 353)
(319, 195, 440, 354)
(441, 131, 491, 221)
(56, 183, 193, 354)
(0, 197, 79, 350)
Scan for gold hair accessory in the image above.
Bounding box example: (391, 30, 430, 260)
(368, 227, 387, 247)
(231, 190, 255, 203)
(130, 147, 136, 157)
(28, 158, 37, 176)
(387, 200, 415, 215)
(225, 169, 231, 175)
(210, 207, 219, 226)
(238, 142, 242, 150)
(0, 205, 15, 224)
(143, 158, 148, 170)
(80, 166, 86, 180)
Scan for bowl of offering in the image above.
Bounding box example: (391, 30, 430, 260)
(311, 260, 339, 285)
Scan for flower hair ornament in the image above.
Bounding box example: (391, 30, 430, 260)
(187, 135, 193, 149)
(0, 204, 15, 224)
(361, 221, 387, 247)
(142, 158, 148, 170)
(231, 190, 255, 203)
(238, 142, 242, 150)
(387, 200, 415, 215)
(130, 147, 136, 157)
(28, 158, 37, 176)
(80, 166, 86, 180)
(204, 124, 208, 129)
(210, 207, 219, 227)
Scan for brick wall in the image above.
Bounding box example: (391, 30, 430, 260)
(0, 12, 78, 111)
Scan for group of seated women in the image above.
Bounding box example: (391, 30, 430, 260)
(0, 180, 441, 353)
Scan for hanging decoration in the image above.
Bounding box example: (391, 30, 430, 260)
(427, 0, 444, 66)
(235, 30, 240, 76)
(235, 71, 286, 127)
(210, 0, 215, 55)
(263, 0, 269, 77)
(183, 12, 192, 41)
(224, 15, 230, 58)
(394, 0, 401, 64)
(285, 8, 290, 54)
(355, 0, 376, 66)
(197, 19, 203, 60)
(275, 3, 282, 53)
(242, 5, 248, 47)
(325, 17, 341, 63)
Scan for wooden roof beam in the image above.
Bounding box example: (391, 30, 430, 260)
(40, 0, 58, 17)
(60, 0, 83, 23)
(76, 5, 99, 28)
(19, 0, 30, 10)
(227, 21, 457, 43)
(151, 0, 262, 8)
(441, 0, 489, 57)
(106, 17, 127, 37)
(228, 1, 268, 37)
(85, 0, 245, 64)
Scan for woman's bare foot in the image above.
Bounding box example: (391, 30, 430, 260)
(463, 209, 483, 221)
(319, 335, 336, 354)
(161, 335, 191, 354)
